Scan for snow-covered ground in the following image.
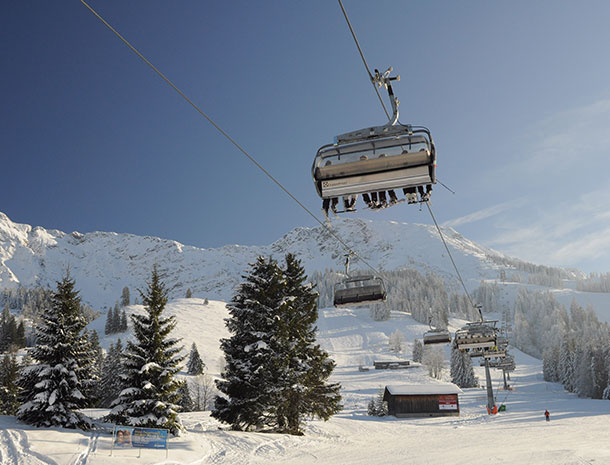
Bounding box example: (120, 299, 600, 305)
(3, 298, 610, 464)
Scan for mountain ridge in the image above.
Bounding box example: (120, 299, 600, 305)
(0, 211, 574, 310)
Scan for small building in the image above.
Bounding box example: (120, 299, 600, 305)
(373, 360, 410, 370)
(383, 384, 462, 417)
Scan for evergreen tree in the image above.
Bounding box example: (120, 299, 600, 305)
(120, 309, 128, 332)
(17, 274, 92, 429)
(367, 387, 388, 416)
(86, 330, 104, 405)
(274, 254, 341, 434)
(99, 340, 125, 408)
(213, 256, 285, 431)
(0, 353, 21, 415)
(186, 288, 192, 298)
(543, 344, 561, 382)
(120, 286, 130, 307)
(104, 307, 113, 335)
(16, 320, 26, 348)
(213, 255, 341, 435)
(388, 330, 405, 353)
(559, 335, 576, 392)
(106, 266, 184, 435)
(177, 381, 194, 412)
(412, 339, 423, 363)
(111, 302, 121, 333)
(187, 343, 205, 375)
(450, 343, 478, 388)
(0, 304, 18, 352)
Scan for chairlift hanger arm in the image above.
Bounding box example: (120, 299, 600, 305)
(373, 67, 400, 125)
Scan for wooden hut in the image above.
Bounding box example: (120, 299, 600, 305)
(383, 384, 462, 417)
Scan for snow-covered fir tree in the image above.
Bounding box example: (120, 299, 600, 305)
(99, 339, 125, 408)
(412, 339, 423, 363)
(543, 345, 560, 382)
(213, 255, 341, 435)
(274, 254, 341, 435)
(367, 387, 388, 417)
(86, 330, 104, 405)
(106, 266, 184, 435)
(450, 343, 478, 388)
(0, 353, 21, 415)
(423, 346, 445, 379)
(177, 381, 194, 412)
(388, 330, 405, 353)
(213, 256, 284, 432)
(104, 307, 113, 335)
(119, 309, 128, 332)
(120, 286, 130, 307)
(187, 342, 205, 375)
(17, 274, 92, 429)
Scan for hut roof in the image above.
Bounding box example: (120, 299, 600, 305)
(386, 384, 463, 396)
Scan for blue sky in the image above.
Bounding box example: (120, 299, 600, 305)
(3, 1, 610, 273)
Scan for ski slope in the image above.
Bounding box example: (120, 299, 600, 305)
(1, 298, 609, 464)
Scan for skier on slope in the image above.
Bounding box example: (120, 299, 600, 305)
(544, 409, 550, 422)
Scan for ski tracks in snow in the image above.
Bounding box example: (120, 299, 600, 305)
(0, 429, 59, 465)
(70, 431, 99, 465)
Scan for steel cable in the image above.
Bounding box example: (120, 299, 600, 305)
(79, 0, 381, 277)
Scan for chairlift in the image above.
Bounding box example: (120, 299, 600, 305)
(333, 275, 387, 307)
(454, 320, 499, 354)
(423, 315, 451, 345)
(313, 68, 436, 212)
(496, 354, 516, 372)
(333, 253, 386, 307)
(423, 329, 452, 345)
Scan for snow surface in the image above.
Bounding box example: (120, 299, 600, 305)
(2, 298, 609, 464)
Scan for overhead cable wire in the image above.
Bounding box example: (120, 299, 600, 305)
(336, 1, 477, 311)
(79, 0, 381, 276)
(337, 0, 391, 122)
(425, 202, 476, 309)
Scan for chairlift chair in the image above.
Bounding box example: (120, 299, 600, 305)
(313, 67, 436, 211)
(423, 329, 452, 345)
(333, 254, 387, 307)
(313, 128, 436, 202)
(333, 275, 387, 307)
(422, 315, 451, 345)
(454, 321, 499, 353)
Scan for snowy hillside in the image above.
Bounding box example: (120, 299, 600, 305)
(3, 210, 610, 324)
(0, 211, 505, 308)
(2, 297, 610, 464)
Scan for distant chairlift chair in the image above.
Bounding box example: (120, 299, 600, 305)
(333, 254, 387, 308)
(454, 320, 500, 357)
(423, 317, 451, 345)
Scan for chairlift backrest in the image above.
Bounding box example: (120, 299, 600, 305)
(313, 128, 436, 199)
(423, 329, 451, 345)
(333, 275, 387, 307)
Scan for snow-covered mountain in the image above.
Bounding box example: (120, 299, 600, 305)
(0, 211, 515, 308)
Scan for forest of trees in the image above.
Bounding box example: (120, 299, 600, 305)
(2, 253, 610, 426)
(576, 272, 610, 293)
(1, 255, 346, 434)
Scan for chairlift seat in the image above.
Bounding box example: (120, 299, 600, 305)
(313, 129, 436, 200)
(333, 276, 386, 307)
(423, 330, 451, 345)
